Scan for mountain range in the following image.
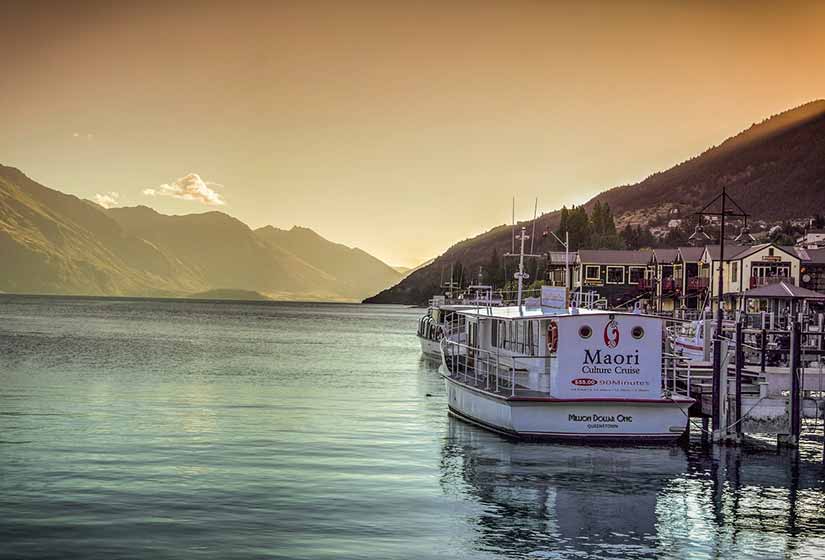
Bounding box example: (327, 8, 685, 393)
(365, 100, 825, 304)
(0, 165, 401, 301)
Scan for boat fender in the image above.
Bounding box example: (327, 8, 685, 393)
(547, 320, 558, 353)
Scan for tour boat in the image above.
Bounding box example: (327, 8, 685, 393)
(672, 319, 708, 361)
(671, 316, 735, 361)
(440, 303, 694, 441)
(417, 285, 501, 359)
(437, 228, 693, 442)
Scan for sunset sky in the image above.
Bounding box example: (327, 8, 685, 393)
(2, 0, 824, 267)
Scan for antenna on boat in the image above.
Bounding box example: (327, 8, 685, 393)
(511, 197, 515, 254)
(530, 197, 538, 255)
(505, 226, 544, 314)
(450, 262, 454, 296)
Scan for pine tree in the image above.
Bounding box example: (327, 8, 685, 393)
(486, 248, 502, 288)
(567, 205, 591, 250)
(556, 206, 570, 239)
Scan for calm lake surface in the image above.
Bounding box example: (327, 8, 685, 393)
(2, 295, 825, 559)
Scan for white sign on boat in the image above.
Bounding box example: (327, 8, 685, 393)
(541, 286, 568, 309)
(552, 314, 662, 399)
(525, 297, 542, 309)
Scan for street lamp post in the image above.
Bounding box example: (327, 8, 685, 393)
(690, 184, 752, 438)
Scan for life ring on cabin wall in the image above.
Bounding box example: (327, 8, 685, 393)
(546, 321, 558, 353)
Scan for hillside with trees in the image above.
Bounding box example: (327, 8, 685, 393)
(365, 100, 825, 304)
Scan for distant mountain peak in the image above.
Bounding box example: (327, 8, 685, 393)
(0, 169, 401, 301)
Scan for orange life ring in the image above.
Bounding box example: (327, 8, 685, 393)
(547, 321, 558, 353)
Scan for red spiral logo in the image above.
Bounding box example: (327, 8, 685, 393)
(603, 319, 620, 348)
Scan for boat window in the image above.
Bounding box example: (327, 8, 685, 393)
(513, 321, 520, 351)
(507, 321, 518, 350)
(527, 321, 535, 355)
(585, 265, 600, 281)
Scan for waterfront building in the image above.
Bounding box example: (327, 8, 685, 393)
(700, 243, 802, 312)
(544, 251, 576, 288)
(572, 250, 651, 307)
(796, 247, 825, 293)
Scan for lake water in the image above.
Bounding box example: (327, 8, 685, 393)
(2, 295, 825, 559)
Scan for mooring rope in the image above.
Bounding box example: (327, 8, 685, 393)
(668, 395, 768, 436)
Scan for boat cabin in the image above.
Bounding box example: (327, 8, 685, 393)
(443, 305, 665, 398)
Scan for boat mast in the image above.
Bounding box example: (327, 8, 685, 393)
(505, 226, 543, 314)
(516, 227, 528, 308)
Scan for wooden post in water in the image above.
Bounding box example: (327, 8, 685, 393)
(790, 320, 802, 447)
(735, 320, 744, 439)
(760, 327, 767, 373)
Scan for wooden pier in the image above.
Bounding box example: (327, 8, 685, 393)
(670, 317, 825, 453)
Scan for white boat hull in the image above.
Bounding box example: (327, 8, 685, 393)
(444, 374, 692, 441)
(673, 337, 705, 361)
(419, 336, 442, 359)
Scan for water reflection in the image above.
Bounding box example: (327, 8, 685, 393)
(440, 418, 825, 559)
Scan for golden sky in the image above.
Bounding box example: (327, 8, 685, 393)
(1, 0, 823, 266)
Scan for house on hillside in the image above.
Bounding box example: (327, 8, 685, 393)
(797, 229, 825, 249)
(573, 250, 651, 307)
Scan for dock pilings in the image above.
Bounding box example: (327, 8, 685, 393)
(701, 314, 825, 455)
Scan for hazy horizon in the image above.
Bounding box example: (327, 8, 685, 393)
(2, 0, 824, 267)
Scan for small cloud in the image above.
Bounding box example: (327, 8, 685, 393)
(73, 132, 80, 138)
(142, 173, 225, 206)
(94, 192, 120, 209)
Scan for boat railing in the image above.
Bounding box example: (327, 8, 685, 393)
(442, 338, 552, 397)
(663, 352, 693, 396)
(443, 337, 693, 399)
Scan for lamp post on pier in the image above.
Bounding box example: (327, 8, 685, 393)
(690, 184, 753, 439)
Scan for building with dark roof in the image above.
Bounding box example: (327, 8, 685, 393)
(544, 251, 576, 288)
(573, 250, 652, 307)
(642, 247, 709, 313)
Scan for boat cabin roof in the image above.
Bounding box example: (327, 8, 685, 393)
(453, 305, 644, 321)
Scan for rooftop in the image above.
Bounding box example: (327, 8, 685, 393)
(742, 281, 825, 299)
(703, 244, 751, 261)
(677, 246, 705, 262)
(652, 249, 679, 263)
(455, 305, 608, 320)
(577, 249, 652, 265)
(546, 251, 577, 265)
(806, 248, 825, 264)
